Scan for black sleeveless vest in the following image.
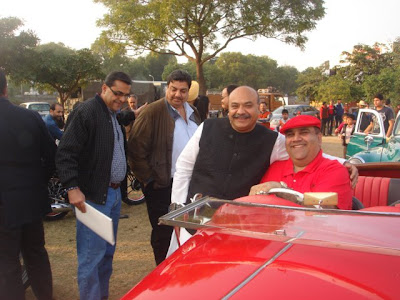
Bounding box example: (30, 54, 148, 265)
(187, 118, 278, 202)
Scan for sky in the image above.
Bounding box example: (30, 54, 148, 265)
(2, 0, 400, 71)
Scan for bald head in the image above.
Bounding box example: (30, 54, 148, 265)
(228, 86, 260, 133)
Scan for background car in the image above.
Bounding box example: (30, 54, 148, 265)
(19, 101, 50, 119)
(267, 105, 319, 130)
(347, 109, 400, 163)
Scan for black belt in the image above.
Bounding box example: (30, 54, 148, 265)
(109, 182, 121, 189)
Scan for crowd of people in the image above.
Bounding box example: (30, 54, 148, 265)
(5, 66, 399, 299)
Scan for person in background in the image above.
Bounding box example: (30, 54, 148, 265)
(250, 115, 352, 210)
(276, 108, 289, 132)
(126, 94, 147, 117)
(327, 100, 336, 135)
(194, 95, 210, 122)
(123, 94, 147, 136)
(188, 80, 209, 123)
(320, 102, 329, 136)
(385, 98, 396, 116)
(365, 93, 395, 138)
(44, 103, 64, 141)
(0, 69, 55, 300)
(218, 84, 238, 118)
(258, 102, 270, 119)
(396, 104, 400, 115)
(128, 70, 201, 265)
(56, 71, 132, 300)
(335, 113, 348, 136)
(334, 99, 344, 128)
(340, 114, 355, 158)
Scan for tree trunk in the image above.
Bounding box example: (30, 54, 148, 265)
(196, 62, 207, 96)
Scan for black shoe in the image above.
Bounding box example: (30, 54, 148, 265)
(119, 214, 129, 219)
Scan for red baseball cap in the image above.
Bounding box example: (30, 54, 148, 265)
(280, 115, 321, 134)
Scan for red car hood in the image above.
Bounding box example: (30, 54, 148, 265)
(123, 230, 400, 299)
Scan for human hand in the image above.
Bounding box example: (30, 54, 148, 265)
(249, 181, 282, 196)
(344, 162, 358, 189)
(68, 188, 86, 213)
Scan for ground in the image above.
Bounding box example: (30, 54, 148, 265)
(25, 136, 343, 300)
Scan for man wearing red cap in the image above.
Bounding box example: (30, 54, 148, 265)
(250, 115, 352, 210)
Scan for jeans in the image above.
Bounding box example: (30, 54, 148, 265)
(0, 219, 52, 300)
(76, 187, 121, 300)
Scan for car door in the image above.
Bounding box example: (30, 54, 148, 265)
(380, 111, 400, 162)
(346, 109, 385, 159)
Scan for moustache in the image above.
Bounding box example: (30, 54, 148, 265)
(232, 113, 251, 119)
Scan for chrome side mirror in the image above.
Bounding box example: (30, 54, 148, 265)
(364, 135, 374, 150)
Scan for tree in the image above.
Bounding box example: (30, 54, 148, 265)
(339, 43, 393, 84)
(317, 75, 352, 102)
(275, 66, 299, 95)
(31, 43, 103, 108)
(363, 67, 400, 103)
(215, 52, 278, 89)
(96, 0, 325, 94)
(296, 66, 326, 102)
(0, 17, 38, 78)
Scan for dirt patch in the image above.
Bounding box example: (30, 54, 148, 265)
(25, 136, 344, 299)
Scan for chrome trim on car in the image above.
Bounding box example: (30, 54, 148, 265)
(222, 232, 305, 299)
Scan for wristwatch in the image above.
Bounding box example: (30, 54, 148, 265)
(280, 181, 288, 189)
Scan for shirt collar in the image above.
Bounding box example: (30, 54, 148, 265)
(283, 150, 324, 176)
(165, 99, 195, 121)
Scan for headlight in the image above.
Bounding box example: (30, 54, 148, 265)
(348, 157, 365, 164)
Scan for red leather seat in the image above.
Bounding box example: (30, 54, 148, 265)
(354, 176, 391, 207)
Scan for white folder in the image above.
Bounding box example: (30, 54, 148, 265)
(75, 204, 115, 245)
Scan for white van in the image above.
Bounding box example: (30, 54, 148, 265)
(19, 102, 50, 119)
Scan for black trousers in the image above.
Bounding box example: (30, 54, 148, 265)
(143, 182, 173, 265)
(0, 219, 53, 300)
(321, 118, 329, 135)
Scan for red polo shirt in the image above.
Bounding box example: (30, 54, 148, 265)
(261, 151, 352, 210)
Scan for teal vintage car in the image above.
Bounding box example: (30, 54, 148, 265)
(347, 109, 400, 163)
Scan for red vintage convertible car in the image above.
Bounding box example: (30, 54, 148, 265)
(122, 162, 400, 299)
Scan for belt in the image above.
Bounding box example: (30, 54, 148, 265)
(109, 182, 121, 189)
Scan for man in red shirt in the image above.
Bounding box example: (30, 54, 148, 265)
(250, 115, 352, 210)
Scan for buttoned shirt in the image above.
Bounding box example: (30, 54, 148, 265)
(167, 101, 199, 177)
(261, 150, 352, 210)
(109, 110, 126, 183)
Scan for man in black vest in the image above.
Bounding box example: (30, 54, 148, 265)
(167, 86, 359, 256)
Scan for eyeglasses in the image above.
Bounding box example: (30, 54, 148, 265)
(108, 85, 130, 99)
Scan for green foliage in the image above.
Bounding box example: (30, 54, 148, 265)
(340, 43, 393, 84)
(95, 0, 325, 93)
(317, 75, 352, 102)
(363, 67, 400, 103)
(30, 43, 103, 107)
(296, 66, 325, 102)
(0, 17, 39, 79)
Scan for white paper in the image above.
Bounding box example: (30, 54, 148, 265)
(75, 204, 115, 245)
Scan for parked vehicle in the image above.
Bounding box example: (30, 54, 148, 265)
(19, 102, 50, 119)
(123, 169, 145, 205)
(45, 170, 145, 221)
(46, 176, 73, 221)
(347, 109, 400, 163)
(122, 162, 400, 299)
(267, 105, 319, 130)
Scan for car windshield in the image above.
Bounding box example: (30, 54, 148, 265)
(161, 196, 400, 256)
(29, 104, 50, 111)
